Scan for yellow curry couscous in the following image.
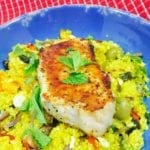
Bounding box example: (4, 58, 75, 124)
(0, 30, 149, 150)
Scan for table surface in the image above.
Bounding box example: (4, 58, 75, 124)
(0, 0, 149, 25)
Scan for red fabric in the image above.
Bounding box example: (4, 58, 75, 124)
(0, 0, 149, 24)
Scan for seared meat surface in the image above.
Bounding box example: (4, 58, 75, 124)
(38, 39, 115, 136)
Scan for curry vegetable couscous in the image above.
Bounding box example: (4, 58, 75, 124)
(0, 30, 149, 150)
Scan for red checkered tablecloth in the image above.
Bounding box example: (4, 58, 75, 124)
(0, 0, 150, 24)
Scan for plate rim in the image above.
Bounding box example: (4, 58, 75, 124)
(0, 4, 150, 149)
(0, 4, 150, 29)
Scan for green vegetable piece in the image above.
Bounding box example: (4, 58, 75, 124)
(12, 44, 39, 72)
(19, 55, 30, 63)
(106, 48, 118, 60)
(23, 127, 51, 148)
(126, 120, 140, 135)
(130, 55, 142, 64)
(25, 55, 39, 75)
(119, 72, 132, 82)
(62, 72, 88, 85)
(35, 39, 53, 50)
(34, 86, 43, 111)
(66, 48, 74, 53)
(116, 99, 132, 120)
(35, 40, 43, 50)
(31, 127, 51, 148)
(12, 44, 24, 56)
(20, 100, 30, 111)
(21, 85, 46, 124)
(30, 86, 46, 124)
(12, 44, 39, 75)
(111, 126, 119, 132)
(25, 76, 36, 85)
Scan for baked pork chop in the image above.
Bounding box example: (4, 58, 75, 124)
(38, 38, 115, 137)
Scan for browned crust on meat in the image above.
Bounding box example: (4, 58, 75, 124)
(39, 39, 114, 111)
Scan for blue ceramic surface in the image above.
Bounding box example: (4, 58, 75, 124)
(0, 5, 150, 149)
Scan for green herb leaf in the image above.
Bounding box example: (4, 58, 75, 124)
(31, 127, 51, 148)
(58, 56, 73, 69)
(23, 127, 51, 148)
(58, 50, 91, 85)
(25, 55, 39, 75)
(79, 57, 91, 68)
(12, 44, 24, 56)
(35, 39, 53, 50)
(25, 76, 36, 85)
(66, 48, 74, 53)
(62, 72, 88, 85)
(34, 86, 43, 111)
(20, 100, 30, 111)
(69, 51, 91, 71)
(35, 40, 43, 50)
(69, 51, 81, 71)
(21, 85, 46, 124)
(59, 50, 91, 72)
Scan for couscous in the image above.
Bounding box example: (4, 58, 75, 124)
(0, 30, 149, 150)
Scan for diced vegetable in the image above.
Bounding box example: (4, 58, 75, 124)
(7, 113, 21, 128)
(131, 109, 140, 121)
(0, 131, 15, 140)
(87, 136, 99, 150)
(119, 72, 133, 82)
(97, 137, 110, 148)
(116, 99, 132, 120)
(22, 134, 37, 149)
(106, 48, 118, 60)
(19, 55, 30, 63)
(0, 111, 9, 121)
(126, 120, 140, 135)
(130, 55, 142, 64)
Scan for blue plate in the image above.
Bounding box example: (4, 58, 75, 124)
(0, 5, 150, 149)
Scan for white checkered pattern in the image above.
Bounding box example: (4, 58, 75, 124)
(0, 0, 149, 24)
